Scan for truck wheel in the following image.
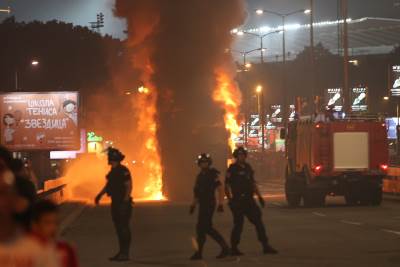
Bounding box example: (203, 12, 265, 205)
(285, 167, 303, 208)
(345, 184, 360, 206)
(304, 190, 325, 207)
(285, 181, 302, 208)
(345, 193, 358, 206)
(370, 183, 382, 206)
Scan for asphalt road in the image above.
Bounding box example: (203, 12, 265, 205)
(62, 182, 400, 267)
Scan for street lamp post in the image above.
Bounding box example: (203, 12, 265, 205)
(231, 48, 262, 147)
(309, 0, 316, 113)
(256, 8, 311, 127)
(341, 0, 351, 114)
(15, 60, 40, 91)
(237, 30, 282, 63)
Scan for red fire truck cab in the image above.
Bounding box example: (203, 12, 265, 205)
(284, 118, 388, 207)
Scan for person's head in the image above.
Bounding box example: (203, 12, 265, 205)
(31, 200, 59, 240)
(3, 113, 15, 127)
(233, 147, 248, 163)
(107, 148, 125, 167)
(0, 163, 17, 220)
(62, 100, 77, 114)
(197, 153, 212, 170)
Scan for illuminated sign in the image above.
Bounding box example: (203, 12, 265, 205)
(351, 87, 368, 112)
(270, 105, 282, 123)
(289, 105, 296, 121)
(325, 88, 343, 111)
(0, 92, 79, 151)
(87, 132, 103, 142)
(386, 118, 399, 139)
(391, 66, 400, 97)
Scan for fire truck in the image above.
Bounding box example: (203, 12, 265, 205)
(283, 117, 388, 207)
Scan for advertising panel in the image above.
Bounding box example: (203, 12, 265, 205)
(289, 104, 296, 121)
(386, 118, 399, 140)
(351, 87, 368, 112)
(391, 65, 400, 97)
(270, 105, 282, 123)
(0, 92, 79, 151)
(325, 88, 343, 111)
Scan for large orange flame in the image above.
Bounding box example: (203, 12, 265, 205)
(213, 68, 242, 152)
(133, 85, 165, 201)
(122, 7, 165, 201)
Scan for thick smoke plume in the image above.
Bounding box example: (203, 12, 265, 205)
(115, 0, 246, 200)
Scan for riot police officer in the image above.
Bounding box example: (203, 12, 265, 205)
(189, 153, 230, 260)
(95, 148, 132, 262)
(225, 147, 278, 256)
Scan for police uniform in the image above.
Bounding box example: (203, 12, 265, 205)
(191, 166, 229, 260)
(105, 164, 132, 258)
(225, 162, 269, 251)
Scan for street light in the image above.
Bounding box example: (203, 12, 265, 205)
(231, 48, 263, 147)
(138, 86, 150, 94)
(255, 8, 310, 127)
(236, 30, 282, 63)
(15, 59, 40, 91)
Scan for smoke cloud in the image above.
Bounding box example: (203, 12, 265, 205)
(115, 0, 246, 200)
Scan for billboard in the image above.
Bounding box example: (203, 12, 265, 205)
(270, 105, 282, 123)
(386, 118, 399, 140)
(289, 104, 296, 121)
(50, 129, 86, 159)
(325, 88, 343, 111)
(351, 87, 368, 112)
(391, 65, 400, 97)
(1, 92, 79, 151)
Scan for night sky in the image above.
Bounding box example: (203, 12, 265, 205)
(1, 0, 399, 39)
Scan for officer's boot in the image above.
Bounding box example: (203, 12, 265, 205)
(262, 242, 278, 255)
(230, 245, 244, 256)
(215, 236, 230, 259)
(216, 247, 230, 259)
(190, 241, 204, 261)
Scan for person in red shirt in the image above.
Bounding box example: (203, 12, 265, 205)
(31, 200, 79, 267)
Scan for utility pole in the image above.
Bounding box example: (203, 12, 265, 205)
(89, 13, 105, 34)
(310, 0, 316, 113)
(341, 0, 350, 114)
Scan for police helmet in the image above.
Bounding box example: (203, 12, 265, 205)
(197, 153, 212, 166)
(233, 147, 248, 158)
(107, 148, 125, 162)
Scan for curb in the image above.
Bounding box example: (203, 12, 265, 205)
(383, 193, 400, 202)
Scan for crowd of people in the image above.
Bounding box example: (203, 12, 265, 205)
(0, 146, 78, 267)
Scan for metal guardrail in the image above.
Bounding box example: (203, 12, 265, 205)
(37, 184, 67, 202)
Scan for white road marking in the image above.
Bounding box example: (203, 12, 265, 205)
(381, 229, 400, 236)
(340, 220, 363, 226)
(312, 212, 327, 217)
(271, 202, 283, 207)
